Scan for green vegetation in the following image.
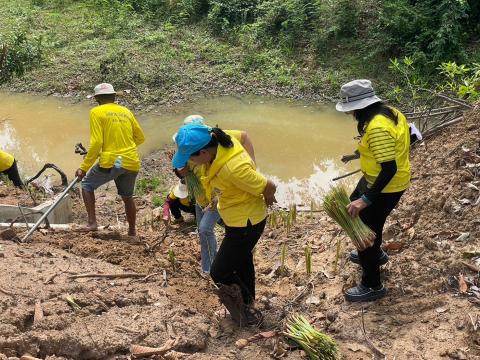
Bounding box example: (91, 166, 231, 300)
(135, 175, 168, 206)
(390, 56, 480, 104)
(304, 245, 312, 276)
(268, 206, 297, 235)
(323, 184, 375, 251)
(185, 172, 204, 202)
(168, 247, 177, 272)
(286, 314, 338, 360)
(279, 242, 287, 275)
(0, 0, 479, 104)
(151, 194, 164, 207)
(135, 176, 166, 196)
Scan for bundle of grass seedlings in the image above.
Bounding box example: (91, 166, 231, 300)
(323, 184, 375, 250)
(285, 315, 338, 360)
(185, 172, 204, 201)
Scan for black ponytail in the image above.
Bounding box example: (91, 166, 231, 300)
(355, 102, 398, 135)
(210, 127, 233, 148)
(191, 127, 233, 156)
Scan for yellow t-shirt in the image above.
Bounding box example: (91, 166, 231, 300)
(0, 150, 14, 172)
(80, 103, 145, 172)
(202, 137, 267, 227)
(358, 108, 411, 193)
(189, 129, 243, 208)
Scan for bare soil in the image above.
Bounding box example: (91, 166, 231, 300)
(1, 108, 480, 359)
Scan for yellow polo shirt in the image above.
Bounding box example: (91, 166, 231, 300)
(80, 103, 145, 172)
(358, 108, 411, 193)
(202, 137, 267, 227)
(0, 150, 14, 172)
(189, 129, 243, 208)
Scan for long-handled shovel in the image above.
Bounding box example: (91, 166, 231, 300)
(21, 176, 80, 242)
(332, 169, 361, 181)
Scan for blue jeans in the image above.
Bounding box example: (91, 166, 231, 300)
(195, 204, 220, 273)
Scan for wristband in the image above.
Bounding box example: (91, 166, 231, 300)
(361, 194, 372, 206)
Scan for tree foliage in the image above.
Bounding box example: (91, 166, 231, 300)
(27, 0, 478, 69)
(4, 0, 476, 86)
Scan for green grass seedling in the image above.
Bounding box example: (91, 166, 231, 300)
(168, 247, 177, 272)
(305, 246, 312, 276)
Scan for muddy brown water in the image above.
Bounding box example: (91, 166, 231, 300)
(0, 93, 358, 205)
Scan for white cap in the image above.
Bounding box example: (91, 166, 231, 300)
(94, 83, 116, 96)
(173, 115, 205, 143)
(173, 182, 188, 198)
(183, 115, 205, 125)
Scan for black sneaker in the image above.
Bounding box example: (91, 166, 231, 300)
(349, 249, 389, 265)
(345, 284, 387, 302)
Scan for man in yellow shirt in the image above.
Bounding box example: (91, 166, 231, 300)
(75, 83, 145, 235)
(0, 150, 23, 188)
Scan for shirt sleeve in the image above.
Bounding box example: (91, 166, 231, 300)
(131, 112, 145, 146)
(80, 111, 103, 172)
(364, 160, 397, 203)
(225, 160, 267, 196)
(225, 130, 242, 142)
(367, 126, 396, 163)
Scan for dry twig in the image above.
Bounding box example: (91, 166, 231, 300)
(461, 261, 480, 273)
(149, 227, 169, 252)
(44, 264, 71, 284)
(361, 308, 386, 359)
(115, 325, 141, 334)
(130, 338, 179, 358)
(285, 281, 314, 309)
(235, 330, 280, 349)
(69, 272, 147, 280)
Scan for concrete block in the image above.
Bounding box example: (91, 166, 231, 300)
(0, 193, 73, 224)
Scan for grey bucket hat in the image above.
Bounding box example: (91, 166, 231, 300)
(335, 79, 382, 112)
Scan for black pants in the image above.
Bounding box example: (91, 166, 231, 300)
(351, 178, 404, 287)
(169, 199, 195, 219)
(210, 218, 266, 305)
(1, 160, 23, 188)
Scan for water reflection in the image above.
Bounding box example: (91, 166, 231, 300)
(268, 160, 359, 206)
(0, 121, 17, 149)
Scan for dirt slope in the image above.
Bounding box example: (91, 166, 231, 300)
(0, 108, 479, 359)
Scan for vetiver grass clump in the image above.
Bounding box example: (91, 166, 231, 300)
(322, 184, 375, 250)
(285, 315, 338, 360)
(185, 172, 204, 201)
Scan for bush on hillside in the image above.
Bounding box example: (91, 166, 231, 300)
(253, 0, 313, 51)
(17, 0, 480, 86)
(207, 0, 259, 35)
(0, 32, 44, 81)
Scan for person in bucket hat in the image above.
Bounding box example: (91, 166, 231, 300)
(336, 79, 411, 302)
(161, 179, 196, 225)
(172, 123, 276, 326)
(75, 83, 145, 236)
